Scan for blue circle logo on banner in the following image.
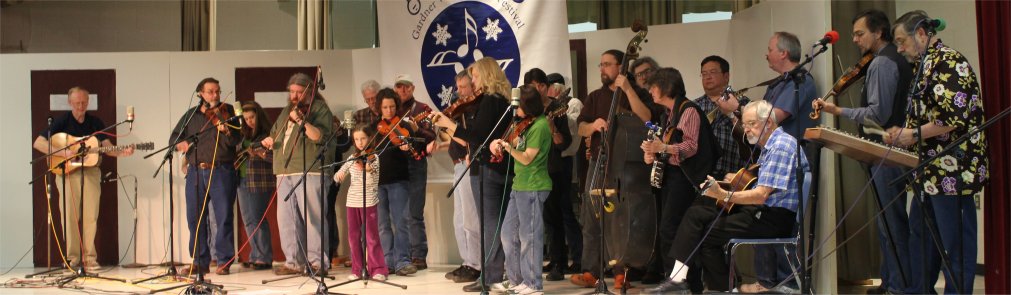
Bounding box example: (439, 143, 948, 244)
(420, 1, 521, 110)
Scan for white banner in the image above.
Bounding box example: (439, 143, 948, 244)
(378, 0, 571, 111)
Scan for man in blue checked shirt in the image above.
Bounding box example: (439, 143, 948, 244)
(645, 100, 809, 294)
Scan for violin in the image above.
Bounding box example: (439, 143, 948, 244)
(352, 148, 377, 170)
(811, 51, 874, 119)
(287, 100, 313, 123)
(490, 116, 536, 163)
(204, 101, 227, 126)
(443, 87, 483, 119)
(377, 116, 424, 160)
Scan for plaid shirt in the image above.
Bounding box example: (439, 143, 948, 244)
(694, 95, 749, 176)
(240, 140, 276, 193)
(756, 127, 808, 212)
(353, 107, 381, 129)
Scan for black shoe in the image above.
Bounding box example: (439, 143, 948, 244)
(453, 266, 480, 283)
(411, 258, 428, 270)
(542, 261, 555, 273)
(462, 281, 488, 292)
(644, 279, 690, 294)
(566, 263, 581, 274)
(446, 265, 464, 280)
(866, 285, 886, 294)
(546, 264, 565, 281)
(641, 270, 664, 284)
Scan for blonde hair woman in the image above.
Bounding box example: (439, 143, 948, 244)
(431, 57, 515, 292)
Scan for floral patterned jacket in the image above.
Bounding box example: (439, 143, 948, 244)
(906, 39, 989, 196)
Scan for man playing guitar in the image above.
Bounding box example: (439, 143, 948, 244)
(33, 87, 135, 271)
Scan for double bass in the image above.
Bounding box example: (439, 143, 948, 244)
(584, 20, 656, 276)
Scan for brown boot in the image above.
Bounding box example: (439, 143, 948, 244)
(613, 273, 633, 291)
(570, 272, 597, 288)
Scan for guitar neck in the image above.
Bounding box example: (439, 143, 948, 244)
(91, 144, 132, 154)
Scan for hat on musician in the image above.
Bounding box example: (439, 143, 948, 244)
(394, 74, 414, 86)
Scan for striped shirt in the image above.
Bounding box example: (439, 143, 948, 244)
(336, 155, 380, 208)
(664, 105, 700, 166)
(756, 127, 808, 212)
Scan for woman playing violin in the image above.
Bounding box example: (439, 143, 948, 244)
(429, 57, 513, 292)
(372, 88, 418, 276)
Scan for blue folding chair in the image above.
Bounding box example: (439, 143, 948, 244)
(725, 171, 811, 292)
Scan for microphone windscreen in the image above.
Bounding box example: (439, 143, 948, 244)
(511, 87, 521, 107)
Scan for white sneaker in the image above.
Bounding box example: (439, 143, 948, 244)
(490, 282, 509, 293)
(507, 283, 529, 294)
(372, 274, 387, 281)
(346, 274, 360, 280)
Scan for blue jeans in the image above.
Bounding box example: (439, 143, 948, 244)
(471, 165, 510, 285)
(185, 165, 237, 267)
(452, 162, 481, 269)
(869, 165, 911, 292)
(275, 174, 331, 269)
(377, 181, 411, 271)
(907, 195, 977, 294)
(238, 181, 274, 264)
(407, 157, 428, 260)
(502, 190, 549, 290)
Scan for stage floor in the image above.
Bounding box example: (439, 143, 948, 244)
(0, 263, 987, 294)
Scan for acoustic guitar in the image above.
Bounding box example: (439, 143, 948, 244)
(48, 132, 153, 175)
(705, 163, 760, 213)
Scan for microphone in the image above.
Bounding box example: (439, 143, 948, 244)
(398, 136, 427, 143)
(317, 67, 326, 90)
(813, 30, 839, 47)
(925, 18, 946, 32)
(126, 105, 135, 130)
(510, 87, 521, 121)
(233, 101, 243, 124)
(342, 110, 355, 129)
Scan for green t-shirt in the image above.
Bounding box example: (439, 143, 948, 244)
(512, 116, 552, 191)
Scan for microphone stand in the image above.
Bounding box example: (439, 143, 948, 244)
(261, 123, 339, 292)
(138, 106, 232, 294)
(443, 102, 516, 295)
(26, 117, 68, 279)
(325, 146, 408, 291)
(35, 120, 133, 287)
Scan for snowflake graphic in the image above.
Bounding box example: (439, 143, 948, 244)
(482, 18, 503, 41)
(432, 23, 452, 46)
(437, 84, 455, 107)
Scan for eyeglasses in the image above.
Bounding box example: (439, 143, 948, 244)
(743, 120, 763, 129)
(700, 70, 724, 78)
(634, 68, 653, 79)
(598, 62, 616, 68)
(893, 36, 909, 47)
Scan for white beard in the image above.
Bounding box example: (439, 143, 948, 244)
(747, 134, 759, 145)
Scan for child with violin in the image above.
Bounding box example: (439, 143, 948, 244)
(490, 85, 552, 295)
(372, 88, 418, 276)
(334, 124, 389, 281)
